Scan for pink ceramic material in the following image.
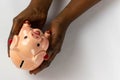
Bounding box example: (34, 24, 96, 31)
(10, 21, 50, 70)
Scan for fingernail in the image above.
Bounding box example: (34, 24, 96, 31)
(44, 54, 49, 60)
(8, 39, 12, 45)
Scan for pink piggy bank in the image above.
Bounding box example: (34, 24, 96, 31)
(10, 21, 50, 70)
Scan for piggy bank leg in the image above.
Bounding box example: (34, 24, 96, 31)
(44, 30, 51, 39)
(33, 51, 46, 65)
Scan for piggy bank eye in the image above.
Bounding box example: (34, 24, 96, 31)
(37, 43, 40, 47)
(24, 36, 27, 39)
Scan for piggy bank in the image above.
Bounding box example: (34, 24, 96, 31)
(10, 21, 50, 70)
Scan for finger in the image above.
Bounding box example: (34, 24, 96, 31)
(30, 42, 62, 74)
(37, 47, 60, 74)
(29, 61, 50, 74)
(8, 18, 24, 57)
(46, 34, 63, 56)
(29, 43, 60, 74)
(49, 30, 65, 54)
(48, 42, 62, 62)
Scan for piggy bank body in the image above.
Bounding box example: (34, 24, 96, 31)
(10, 21, 50, 70)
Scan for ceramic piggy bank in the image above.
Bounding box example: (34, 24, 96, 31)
(10, 21, 50, 70)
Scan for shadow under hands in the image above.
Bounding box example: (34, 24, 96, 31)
(35, 0, 115, 79)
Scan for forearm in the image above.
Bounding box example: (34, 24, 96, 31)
(53, 0, 101, 28)
(29, 0, 53, 12)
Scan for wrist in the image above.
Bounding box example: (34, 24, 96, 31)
(51, 18, 70, 31)
(30, 0, 53, 12)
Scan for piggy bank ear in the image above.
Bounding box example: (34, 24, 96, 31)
(44, 30, 51, 39)
(10, 35, 19, 49)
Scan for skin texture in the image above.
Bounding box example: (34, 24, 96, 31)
(8, 0, 53, 57)
(10, 21, 50, 70)
(8, 0, 101, 74)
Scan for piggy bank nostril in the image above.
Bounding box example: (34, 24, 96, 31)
(31, 33, 39, 39)
(34, 31, 40, 35)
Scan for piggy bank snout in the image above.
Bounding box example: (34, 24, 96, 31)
(30, 29, 41, 39)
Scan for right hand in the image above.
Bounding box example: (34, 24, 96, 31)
(29, 20, 69, 74)
(8, 3, 48, 57)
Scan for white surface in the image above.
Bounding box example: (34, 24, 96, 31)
(0, 0, 120, 80)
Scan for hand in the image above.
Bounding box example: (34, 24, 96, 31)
(8, 2, 49, 57)
(29, 20, 69, 74)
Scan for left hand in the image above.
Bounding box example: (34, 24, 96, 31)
(7, 2, 48, 57)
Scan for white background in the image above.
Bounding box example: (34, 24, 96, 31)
(0, 0, 120, 80)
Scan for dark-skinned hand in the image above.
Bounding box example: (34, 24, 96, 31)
(8, 1, 50, 57)
(29, 20, 69, 74)
(8, 0, 100, 75)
